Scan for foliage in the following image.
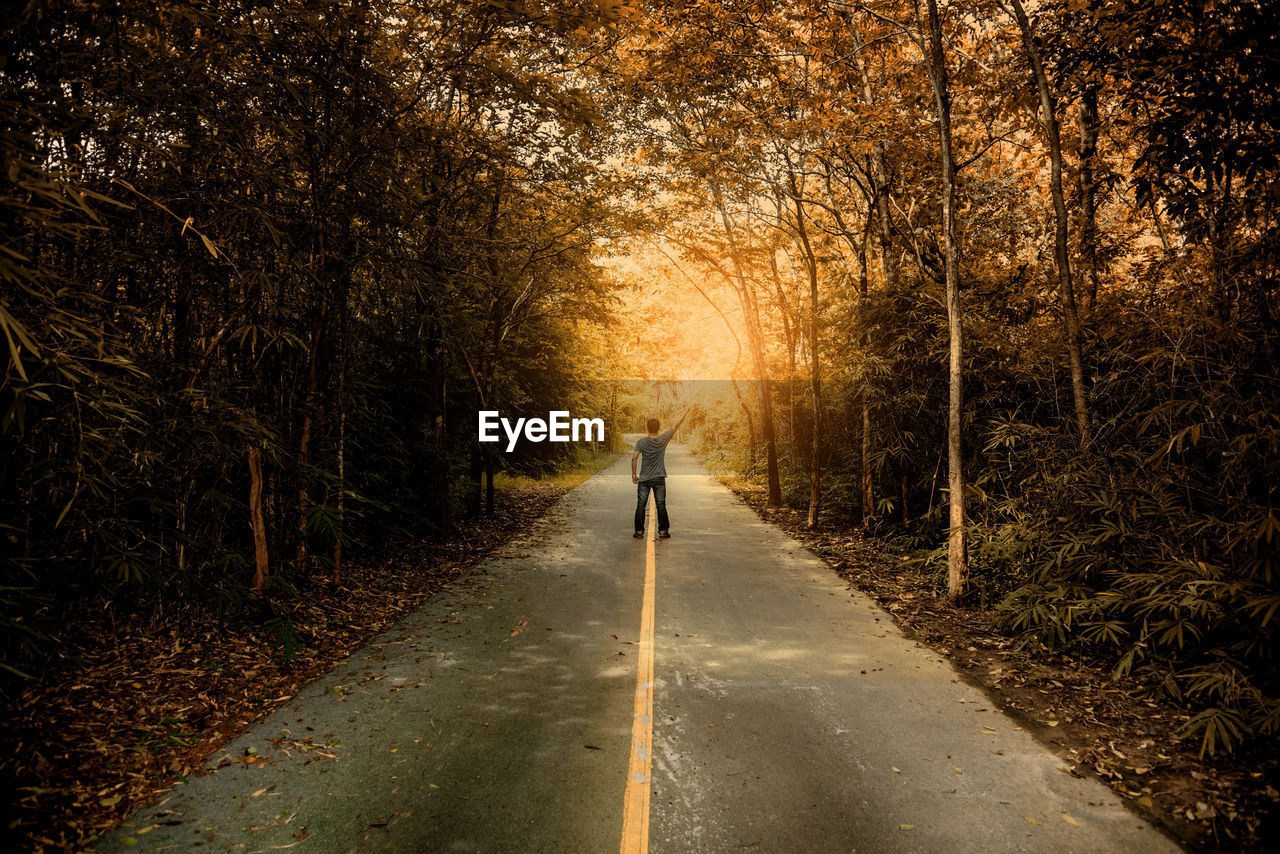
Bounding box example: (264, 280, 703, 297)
(0, 0, 627, 686)
(4, 0, 1278, 759)
(616, 0, 1280, 753)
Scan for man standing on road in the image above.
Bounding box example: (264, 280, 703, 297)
(632, 411, 688, 540)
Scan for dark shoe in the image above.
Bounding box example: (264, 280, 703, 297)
(633, 531, 644, 539)
(658, 531, 671, 539)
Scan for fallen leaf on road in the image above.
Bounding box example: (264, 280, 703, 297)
(510, 619, 529, 637)
(898, 824, 914, 830)
(1062, 813, 1079, 826)
(1024, 816, 1040, 825)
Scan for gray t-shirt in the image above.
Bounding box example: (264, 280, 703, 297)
(634, 429, 675, 481)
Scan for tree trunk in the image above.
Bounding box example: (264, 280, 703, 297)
(712, 183, 781, 505)
(900, 469, 911, 526)
(790, 174, 823, 528)
(852, 33, 897, 524)
(731, 377, 757, 464)
(431, 328, 450, 529)
(768, 249, 799, 475)
(332, 345, 345, 587)
(468, 443, 483, 517)
(330, 268, 352, 587)
(248, 444, 269, 594)
(485, 449, 495, 516)
(1079, 84, 1100, 314)
(852, 29, 901, 294)
(467, 340, 495, 518)
(923, 0, 968, 601)
(862, 407, 874, 522)
(294, 301, 326, 577)
(482, 349, 497, 516)
(1009, 0, 1090, 446)
(859, 187, 879, 526)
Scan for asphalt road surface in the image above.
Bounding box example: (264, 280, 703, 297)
(98, 445, 1180, 853)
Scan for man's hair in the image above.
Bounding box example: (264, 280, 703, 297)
(646, 417, 660, 433)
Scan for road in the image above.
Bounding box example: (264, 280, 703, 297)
(98, 444, 1179, 853)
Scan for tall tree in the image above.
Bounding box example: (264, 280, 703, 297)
(1004, 0, 1090, 445)
(919, 0, 968, 600)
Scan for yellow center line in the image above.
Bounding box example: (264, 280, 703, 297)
(620, 493, 656, 854)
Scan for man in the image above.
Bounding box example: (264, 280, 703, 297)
(631, 410, 688, 539)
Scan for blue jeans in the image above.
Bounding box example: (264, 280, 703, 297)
(635, 478, 670, 534)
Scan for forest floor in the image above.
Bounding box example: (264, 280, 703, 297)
(723, 477, 1279, 853)
(2, 453, 617, 853)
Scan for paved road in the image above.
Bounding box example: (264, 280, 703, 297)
(99, 445, 1179, 853)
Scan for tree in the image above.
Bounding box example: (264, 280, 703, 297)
(917, 0, 968, 600)
(0, 0, 628, 669)
(1003, 0, 1090, 445)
